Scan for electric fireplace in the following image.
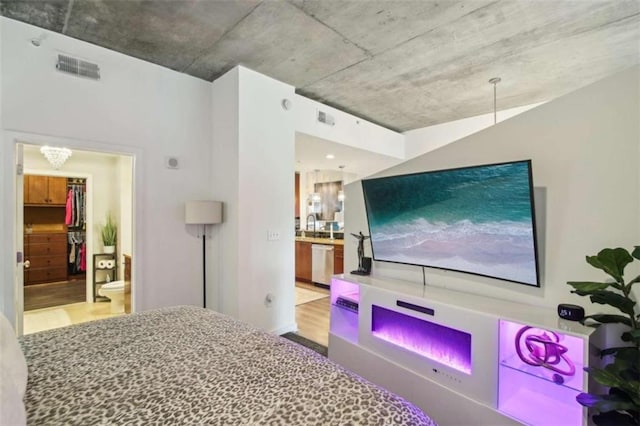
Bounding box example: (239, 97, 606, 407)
(371, 305, 472, 374)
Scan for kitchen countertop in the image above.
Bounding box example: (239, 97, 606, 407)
(295, 236, 344, 246)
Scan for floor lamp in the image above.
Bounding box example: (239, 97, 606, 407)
(185, 200, 223, 308)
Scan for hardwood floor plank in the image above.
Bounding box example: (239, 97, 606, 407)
(24, 279, 86, 311)
(295, 284, 330, 347)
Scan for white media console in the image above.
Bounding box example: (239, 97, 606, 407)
(328, 274, 605, 426)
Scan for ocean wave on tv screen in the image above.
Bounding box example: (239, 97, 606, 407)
(371, 218, 537, 285)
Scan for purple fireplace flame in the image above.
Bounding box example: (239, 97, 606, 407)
(371, 305, 472, 374)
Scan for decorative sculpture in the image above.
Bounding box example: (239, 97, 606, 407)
(350, 231, 370, 275)
(514, 326, 575, 384)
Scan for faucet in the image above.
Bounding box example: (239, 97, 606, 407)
(306, 214, 316, 237)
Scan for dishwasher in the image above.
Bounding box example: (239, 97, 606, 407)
(311, 244, 334, 287)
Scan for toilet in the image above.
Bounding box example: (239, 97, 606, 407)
(98, 281, 125, 314)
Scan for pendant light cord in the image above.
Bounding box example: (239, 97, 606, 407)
(489, 77, 501, 125)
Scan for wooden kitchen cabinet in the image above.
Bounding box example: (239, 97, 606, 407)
(295, 172, 300, 218)
(24, 175, 68, 205)
(24, 232, 67, 285)
(295, 241, 312, 282)
(333, 245, 344, 274)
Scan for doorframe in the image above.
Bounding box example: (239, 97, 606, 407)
(6, 131, 143, 335)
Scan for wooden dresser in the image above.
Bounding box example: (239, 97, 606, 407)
(24, 232, 67, 285)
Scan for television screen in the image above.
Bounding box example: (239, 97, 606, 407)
(361, 160, 539, 286)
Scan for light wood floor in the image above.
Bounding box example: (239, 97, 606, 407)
(23, 301, 125, 335)
(24, 282, 330, 345)
(295, 282, 330, 347)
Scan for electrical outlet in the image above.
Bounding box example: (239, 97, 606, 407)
(265, 293, 274, 307)
(267, 230, 280, 241)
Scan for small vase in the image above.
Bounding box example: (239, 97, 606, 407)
(103, 245, 115, 254)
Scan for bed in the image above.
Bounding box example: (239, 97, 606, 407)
(4, 306, 436, 425)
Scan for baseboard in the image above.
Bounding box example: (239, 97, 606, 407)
(271, 322, 297, 336)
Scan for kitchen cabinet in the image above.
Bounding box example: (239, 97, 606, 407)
(333, 245, 344, 274)
(295, 241, 312, 282)
(296, 239, 344, 282)
(24, 175, 67, 205)
(23, 232, 67, 285)
(295, 172, 300, 218)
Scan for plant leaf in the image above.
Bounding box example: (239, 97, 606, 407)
(583, 314, 632, 327)
(632, 246, 640, 260)
(621, 329, 640, 345)
(585, 366, 626, 388)
(567, 281, 610, 293)
(592, 410, 638, 426)
(601, 347, 640, 366)
(586, 248, 633, 283)
(587, 291, 636, 316)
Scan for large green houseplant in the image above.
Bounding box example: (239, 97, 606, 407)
(567, 247, 640, 426)
(101, 213, 117, 254)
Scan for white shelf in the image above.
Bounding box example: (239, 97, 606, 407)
(329, 275, 601, 426)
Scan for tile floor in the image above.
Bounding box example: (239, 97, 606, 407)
(23, 301, 125, 335)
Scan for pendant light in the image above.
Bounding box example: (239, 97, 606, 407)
(308, 169, 321, 203)
(40, 146, 72, 169)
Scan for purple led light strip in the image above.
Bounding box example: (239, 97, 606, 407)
(371, 305, 472, 374)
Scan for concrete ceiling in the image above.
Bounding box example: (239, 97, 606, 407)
(2, 0, 638, 134)
(3, 1, 639, 177)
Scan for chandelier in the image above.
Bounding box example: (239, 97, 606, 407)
(40, 146, 72, 169)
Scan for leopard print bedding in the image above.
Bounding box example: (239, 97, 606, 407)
(20, 306, 437, 425)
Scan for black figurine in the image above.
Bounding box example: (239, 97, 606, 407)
(351, 231, 370, 274)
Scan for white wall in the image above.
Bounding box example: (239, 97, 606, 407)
(212, 66, 296, 333)
(0, 17, 6, 323)
(0, 17, 213, 323)
(345, 66, 640, 313)
(404, 102, 546, 158)
(294, 94, 404, 159)
(118, 155, 134, 266)
(211, 68, 240, 317)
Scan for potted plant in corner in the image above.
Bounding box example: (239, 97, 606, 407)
(101, 213, 117, 254)
(567, 247, 640, 426)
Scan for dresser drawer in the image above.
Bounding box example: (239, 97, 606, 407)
(28, 241, 67, 256)
(25, 267, 68, 284)
(27, 233, 67, 244)
(27, 254, 67, 270)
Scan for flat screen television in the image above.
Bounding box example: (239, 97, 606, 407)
(361, 160, 540, 286)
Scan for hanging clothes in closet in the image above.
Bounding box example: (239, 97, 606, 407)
(68, 231, 86, 274)
(65, 183, 86, 227)
(66, 179, 86, 276)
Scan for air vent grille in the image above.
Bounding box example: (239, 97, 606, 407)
(56, 54, 100, 80)
(317, 110, 335, 126)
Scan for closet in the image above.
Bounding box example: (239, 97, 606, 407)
(24, 176, 87, 285)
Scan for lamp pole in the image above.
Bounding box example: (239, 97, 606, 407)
(202, 226, 207, 308)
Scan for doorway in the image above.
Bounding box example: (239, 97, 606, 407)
(17, 143, 135, 334)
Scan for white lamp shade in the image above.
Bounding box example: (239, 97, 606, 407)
(185, 201, 222, 225)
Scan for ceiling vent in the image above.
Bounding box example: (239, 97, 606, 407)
(317, 110, 335, 126)
(56, 54, 100, 80)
